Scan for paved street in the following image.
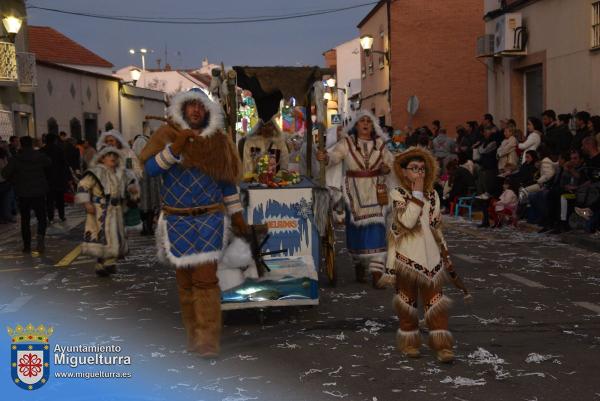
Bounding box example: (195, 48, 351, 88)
(1, 206, 600, 400)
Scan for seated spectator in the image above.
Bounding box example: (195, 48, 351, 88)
(531, 151, 570, 229)
(519, 146, 557, 202)
(511, 150, 538, 188)
(489, 177, 519, 228)
(447, 154, 476, 209)
(432, 128, 456, 173)
(540, 149, 586, 234)
(573, 137, 600, 232)
(518, 117, 543, 164)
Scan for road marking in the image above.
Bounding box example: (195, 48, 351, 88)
(55, 245, 82, 267)
(573, 302, 600, 315)
(34, 272, 58, 286)
(501, 273, 548, 288)
(453, 254, 483, 264)
(0, 296, 33, 313)
(0, 268, 30, 273)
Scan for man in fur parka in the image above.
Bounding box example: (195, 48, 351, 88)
(384, 146, 455, 363)
(139, 89, 247, 358)
(75, 146, 139, 276)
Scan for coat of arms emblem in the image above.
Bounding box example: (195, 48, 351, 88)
(7, 323, 53, 390)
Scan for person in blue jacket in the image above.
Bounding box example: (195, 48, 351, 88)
(140, 89, 247, 358)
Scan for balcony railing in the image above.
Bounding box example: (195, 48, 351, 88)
(0, 42, 18, 83)
(17, 51, 37, 91)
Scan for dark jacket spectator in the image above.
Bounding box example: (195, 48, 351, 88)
(41, 133, 71, 192)
(2, 140, 51, 197)
(544, 123, 572, 156)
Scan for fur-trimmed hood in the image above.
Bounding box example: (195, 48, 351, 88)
(167, 89, 223, 138)
(89, 146, 126, 170)
(393, 146, 439, 193)
(97, 130, 129, 151)
(344, 110, 387, 141)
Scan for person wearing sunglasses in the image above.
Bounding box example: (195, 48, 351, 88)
(383, 146, 455, 363)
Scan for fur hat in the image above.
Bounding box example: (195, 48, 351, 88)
(393, 146, 439, 193)
(89, 146, 126, 170)
(345, 110, 387, 140)
(97, 129, 128, 151)
(167, 89, 223, 138)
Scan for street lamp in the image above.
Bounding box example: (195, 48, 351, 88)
(323, 92, 332, 101)
(129, 48, 149, 72)
(326, 77, 336, 88)
(1, 16, 22, 43)
(359, 34, 389, 62)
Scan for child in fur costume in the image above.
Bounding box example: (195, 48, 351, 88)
(384, 146, 455, 363)
(242, 118, 289, 175)
(139, 89, 249, 358)
(75, 147, 139, 276)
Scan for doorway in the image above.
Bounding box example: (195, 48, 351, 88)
(84, 113, 98, 148)
(524, 66, 543, 124)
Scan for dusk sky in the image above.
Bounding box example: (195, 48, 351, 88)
(26, 0, 375, 70)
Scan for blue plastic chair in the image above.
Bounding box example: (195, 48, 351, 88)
(454, 196, 475, 219)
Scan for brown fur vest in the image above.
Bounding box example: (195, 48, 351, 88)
(139, 124, 242, 185)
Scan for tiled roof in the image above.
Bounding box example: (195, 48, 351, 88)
(28, 26, 113, 68)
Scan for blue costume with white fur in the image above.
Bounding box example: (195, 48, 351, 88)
(144, 91, 242, 268)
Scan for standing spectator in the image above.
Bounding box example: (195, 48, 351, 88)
(518, 117, 543, 164)
(481, 113, 502, 144)
(82, 140, 97, 170)
(60, 132, 81, 176)
(542, 110, 570, 156)
(497, 125, 518, 171)
(475, 127, 499, 199)
(41, 133, 71, 223)
(432, 120, 441, 137)
(0, 147, 15, 223)
(589, 115, 600, 146)
(1, 136, 51, 252)
(8, 136, 19, 157)
(572, 111, 591, 151)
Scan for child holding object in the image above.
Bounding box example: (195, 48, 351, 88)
(75, 147, 139, 276)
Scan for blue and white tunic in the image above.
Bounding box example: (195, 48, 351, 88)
(146, 144, 242, 268)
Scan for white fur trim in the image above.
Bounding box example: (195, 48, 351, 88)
(97, 129, 129, 151)
(155, 212, 231, 268)
(220, 237, 253, 269)
(168, 90, 224, 138)
(345, 110, 387, 140)
(75, 192, 90, 204)
(88, 146, 127, 169)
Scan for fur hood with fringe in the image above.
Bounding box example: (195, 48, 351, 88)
(139, 90, 241, 184)
(393, 146, 439, 193)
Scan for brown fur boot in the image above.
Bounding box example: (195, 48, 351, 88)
(191, 286, 222, 358)
(175, 270, 196, 351)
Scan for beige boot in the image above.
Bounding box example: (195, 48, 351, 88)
(396, 329, 421, 358)
(429, 330, 455, 363)
(191, 287, 222, 358)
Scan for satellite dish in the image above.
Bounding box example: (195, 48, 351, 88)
(407, 95, 420, 115)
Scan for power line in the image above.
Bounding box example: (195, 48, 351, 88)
(26, 2, 379, 25)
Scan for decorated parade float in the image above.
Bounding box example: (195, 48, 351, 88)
(216, 66, 335, 310)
